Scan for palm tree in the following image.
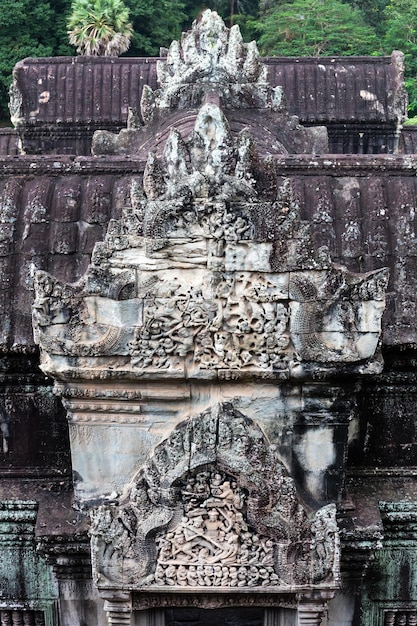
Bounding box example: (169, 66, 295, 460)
(67, 0, 134, 56)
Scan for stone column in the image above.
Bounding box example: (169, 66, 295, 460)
(297, 601, 327, 626)
(103, 594, 132, 626)
(37, 534, 106, 626)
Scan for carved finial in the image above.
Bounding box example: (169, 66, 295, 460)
(140, 85, 156, 124)
(242, 40, 268, 83)
(127, 107, 141, 130)
(143, 152, 166, 199)
(156, 9, 268, 89)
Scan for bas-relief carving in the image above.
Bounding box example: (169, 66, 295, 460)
(32, 13, 388, 381)
(32, 161, 388, 379)
(90, 404, 340, 592)
(28, 11, 384, 614)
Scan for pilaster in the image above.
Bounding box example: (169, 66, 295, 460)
(103, 594, 132, 626)
(297, 600, 327, 626)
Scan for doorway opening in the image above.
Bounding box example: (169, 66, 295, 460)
(165, 607, 264, 626)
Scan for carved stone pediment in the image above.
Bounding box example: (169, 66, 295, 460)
(91, 11, 328, 158)
(90, 403, 340, 593)
(33, 13, 388, 382)
(32, 162, 388, 380)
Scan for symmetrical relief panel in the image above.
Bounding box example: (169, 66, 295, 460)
(28, 11, 390, 617)
(32, 152, 388, 381)
(90, 404, 340, 593)
(32, 13, 388, 383)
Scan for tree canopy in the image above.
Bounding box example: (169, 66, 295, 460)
(383, 0, 417, 114)
(250, 0, 380, 56)
(67, 0, 133, 56)
(124, 0, 187, 56)
(1, 0, 417, 121)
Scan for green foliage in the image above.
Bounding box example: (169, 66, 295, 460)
(382, 0, 417, 114)
(345, 0, 389, 35)
(0, 0, 73, 121)
(67, 0, 133, 56)
(405, 79, 417, 117)
(179, 0, 258, 29)
(250, 0, 380, 56)
(403, 114, 417, 126)
(232, 13, 260, 42)
(124, 0, 188, 56)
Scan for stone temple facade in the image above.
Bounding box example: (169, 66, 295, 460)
(0, 10, 417, 626)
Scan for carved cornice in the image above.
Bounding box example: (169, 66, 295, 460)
(339, 527, 383, 588)
(379, 501, 417, 542)
(132, 592, 299, 610)
(37, 533, 92, 581)
(1, 154, 417, 177)
(0, 500, 38, 538)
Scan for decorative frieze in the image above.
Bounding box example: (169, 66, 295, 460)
(132, 593, 298, 610)
(379, 501, 417, 542)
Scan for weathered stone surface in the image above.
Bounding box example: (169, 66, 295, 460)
(33, 65, 388, 380)
(0, 500, 57, 620)
(0, 10, 416, 626)
(91, 404, 339, 593)
(9, 51, 406, 155)
(0, 129, 19, 155)
(4, 155, 417, 351)
(91, 15, 329, 160)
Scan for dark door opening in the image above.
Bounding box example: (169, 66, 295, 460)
(165, 607, 264, 626)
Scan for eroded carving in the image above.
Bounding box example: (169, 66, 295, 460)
(90, 404, 339, 592)
(156, 10, 266, 89)
(33, 13, 388, 381)
(91, 11, 328, 158)
(33, 164, 388, 378)
(153, 471, 280, 588)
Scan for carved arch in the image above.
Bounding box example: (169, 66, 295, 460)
(91, 403, 339, 593)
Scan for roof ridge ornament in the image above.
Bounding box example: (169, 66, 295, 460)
(156, 10, 268, 88)
(137, 9, 288, 124)
(92, 10, 329, 157)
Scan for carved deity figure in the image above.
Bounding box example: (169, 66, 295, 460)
(152, 469, 284, 588)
